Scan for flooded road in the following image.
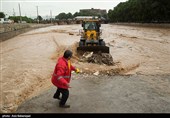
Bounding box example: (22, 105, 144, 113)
(1, 24, 170, 113)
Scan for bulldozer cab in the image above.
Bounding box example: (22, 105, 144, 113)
(82, 20, 101, 32)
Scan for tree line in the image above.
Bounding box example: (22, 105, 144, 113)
(1, 0, 170, 23)
(108, 0, 170, 23)
(55, 11, 107, 20)
(8, 16, 34, 23)
(1, 9, 107, 23)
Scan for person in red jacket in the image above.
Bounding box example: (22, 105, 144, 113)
(51, 50, 80, 108)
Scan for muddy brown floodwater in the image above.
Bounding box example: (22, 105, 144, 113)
(0, 24, 170, 113)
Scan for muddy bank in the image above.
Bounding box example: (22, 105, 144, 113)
(0, 24, 30, 33)
(0, 24, 53, 41)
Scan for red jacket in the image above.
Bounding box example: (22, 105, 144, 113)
(51, 57, 76, 89)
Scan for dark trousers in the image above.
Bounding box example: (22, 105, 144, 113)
(54, 87, 69, 105)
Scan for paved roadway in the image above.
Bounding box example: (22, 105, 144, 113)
(16, 74, 170, 113)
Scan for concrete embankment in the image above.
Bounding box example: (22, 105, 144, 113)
(0, 23, 53, 42)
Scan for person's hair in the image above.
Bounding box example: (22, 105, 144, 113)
(63, 50, 73, 59)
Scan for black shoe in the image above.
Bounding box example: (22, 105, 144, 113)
(53, 95, 61, 100)
(59, 104, 70, 108)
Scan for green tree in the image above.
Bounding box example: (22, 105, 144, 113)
(37, 15, 43, 21)
(8, 16, 20, 22)
(8, 16, 33, 23)
(73, 12, 80, 17)
(55, 12, 73, 20)
(22, 16, 33, 23)
(0, 12, 5, 18)
(108, 0, 170, 23)
(66, 12, 73, 19)
(55, 13, 67, 20)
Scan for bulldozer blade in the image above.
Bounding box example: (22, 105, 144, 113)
(77, 46, 110, 53)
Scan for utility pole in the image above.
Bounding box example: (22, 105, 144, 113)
(36, 6, 39, 24)
(50, 10, 52, 24)
(18, 3, 22, 23)
(13, 8, 15, 16)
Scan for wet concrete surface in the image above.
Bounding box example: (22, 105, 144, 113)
(16, 74, 170, 113)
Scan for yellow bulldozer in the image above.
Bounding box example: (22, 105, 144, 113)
(77, 19, 109, 53)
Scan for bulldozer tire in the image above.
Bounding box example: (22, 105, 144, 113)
(100, 40, 105, 46)
(79, 41, 84, 47)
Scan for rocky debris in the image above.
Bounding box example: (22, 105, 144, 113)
(79, 51, 114, 66)
(93, 71, 99, 76)
(69, 32, 74, 35)
(83, 52, 94, 59)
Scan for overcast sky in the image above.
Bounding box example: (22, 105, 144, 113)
(1, 0, 127, 18)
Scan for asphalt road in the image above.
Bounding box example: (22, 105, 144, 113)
(16, 74, 170, 113)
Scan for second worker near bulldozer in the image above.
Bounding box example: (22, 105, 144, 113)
(51, 50, 80, 108)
